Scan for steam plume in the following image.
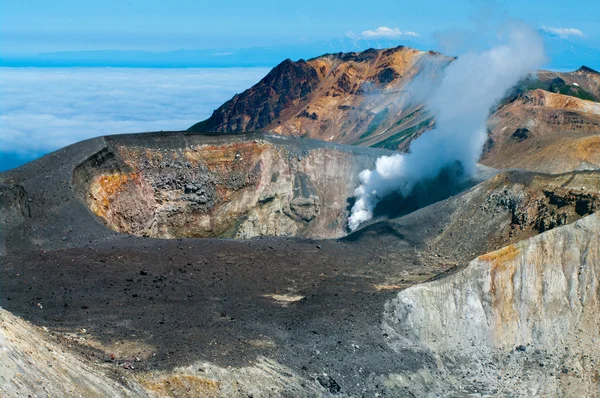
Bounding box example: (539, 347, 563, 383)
(348, 23, 546, 231)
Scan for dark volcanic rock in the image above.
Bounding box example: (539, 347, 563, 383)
(377, 67, 400, 85)
(189, 59, 320, 133)
(337, 72, 353, 92)
(354, 48, 379, 63)
(296, 109, 318, 120)
(317, 375, 341, 393)
(578, 65, 600, 75)
(511, 127, 531, 141)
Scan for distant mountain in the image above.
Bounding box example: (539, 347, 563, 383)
(1, 32, 597, 70)
(189, 46, 600, 173)
(0, 37, 428, 68)
(189, 46, 450, 150)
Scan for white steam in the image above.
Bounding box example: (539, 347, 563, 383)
(348, 23, 546, 231)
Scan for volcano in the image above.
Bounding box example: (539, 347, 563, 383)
(2, 46, 600, 397)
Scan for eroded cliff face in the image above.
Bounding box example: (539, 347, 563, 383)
(383, 214, 600, 397)
(74, 134, 385, 239)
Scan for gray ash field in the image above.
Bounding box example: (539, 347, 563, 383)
(2, 131, 600, 397)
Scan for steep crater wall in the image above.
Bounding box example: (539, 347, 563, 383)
(383, 214, 600, 397)
(73, 134, 382, 239)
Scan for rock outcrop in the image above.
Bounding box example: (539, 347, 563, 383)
(349, 168, 600, 265)
(190, 59, 320, 133)
(383, 213, 600, 397)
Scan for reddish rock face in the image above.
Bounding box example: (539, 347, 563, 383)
(190, 59, 321, 133)
(189, 46, 447, 150)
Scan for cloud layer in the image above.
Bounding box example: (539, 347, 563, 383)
(541, 26, 585, 38)
(361, 27, 419, 38)
(0, 67, 268, 169)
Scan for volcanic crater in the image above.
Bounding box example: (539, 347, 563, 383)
(2, 47, 600, 397)
(72, 132, 395, 240)
(2, 130, 600, 397)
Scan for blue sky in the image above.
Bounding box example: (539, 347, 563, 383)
(2, 0, 599, 53)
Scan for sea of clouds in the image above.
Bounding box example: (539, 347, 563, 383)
(0, 67, 269, 170)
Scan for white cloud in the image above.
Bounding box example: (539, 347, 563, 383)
(0, 67, 269, 164)
(541, 26, 585, 38)
(345, 30, 358, 40)
(361, 26, 419, 39)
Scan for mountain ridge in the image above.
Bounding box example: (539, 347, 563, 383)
(190, 46, 451, 147)
(189, 45, 600, 173)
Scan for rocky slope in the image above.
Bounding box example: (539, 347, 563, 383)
(0, 308, 145, 397)
(384, 213, 600, 397)
(0, 305, 320, 397)
(537, 66, 600, 100)
(347, 168, 600, 270)
(190, 46, 450, 149)
(189, 48, 600, 173)
(482, 88, 600, 173)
